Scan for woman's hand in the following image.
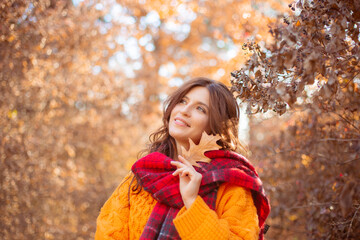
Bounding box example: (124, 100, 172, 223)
(171, 155, 202, 209)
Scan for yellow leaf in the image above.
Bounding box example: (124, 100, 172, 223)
(7, 35, 15, 42)
(332, 182, 337, 191)
(354, 114, 359, 121)
(181, 132, 221, 167)
(64, 144, 76, 158)
(288, 214, 298, 221)
(8, 109, 17, 119)
(301, 154, 312, 167)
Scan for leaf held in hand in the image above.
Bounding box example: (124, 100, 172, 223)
(181, 132, 221, 167)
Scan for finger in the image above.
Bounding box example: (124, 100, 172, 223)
(174, 167, 195, 178)
(181, 169, 191, 177)
(181, 167, 197, 177)
(172, 167, 187, 176)
(170, 160, 186, 168)
(173, 169, 183, 176)
(178, 155, 193, 167)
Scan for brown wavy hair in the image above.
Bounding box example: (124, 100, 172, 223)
(129, 77, 245, 197)
(146, 77, 243, 158)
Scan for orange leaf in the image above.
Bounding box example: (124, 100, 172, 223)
(181, 132, 221, 167)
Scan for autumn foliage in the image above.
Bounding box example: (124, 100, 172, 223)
(231, 0, 360, 239)
(2, 0, 359, 239)
(1, 0, 291, 239)
(1, 1, 142, 239)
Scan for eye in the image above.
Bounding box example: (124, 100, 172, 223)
(179, 98, 187, 104)
(197, 106, 206, 113)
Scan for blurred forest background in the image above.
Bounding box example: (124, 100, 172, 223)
(1, 0, 359, 239)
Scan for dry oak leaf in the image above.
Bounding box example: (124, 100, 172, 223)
(339, 180, 356, 218)
(181, 132, 221, 167)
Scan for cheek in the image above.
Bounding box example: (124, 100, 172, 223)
(169, 107, 177, 121)
(203, 114, 212, 134)
(204, 119, 211, 133)
(170, 105, 180, 116)
(192, 116, 209, 144)
(196, 115, 210, 131)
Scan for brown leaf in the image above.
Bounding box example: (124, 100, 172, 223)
(339, 180, 356, 218)
(181, 132, 221, 167)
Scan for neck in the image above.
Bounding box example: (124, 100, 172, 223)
(174, 140, 189, 160)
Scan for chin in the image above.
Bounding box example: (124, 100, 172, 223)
(169, 127, 185, 139)
(170, 134, 185, 143)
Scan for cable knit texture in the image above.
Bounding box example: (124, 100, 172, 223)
(95, 172, 259, 240)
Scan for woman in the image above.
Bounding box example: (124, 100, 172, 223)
(95, 77, 270, 240)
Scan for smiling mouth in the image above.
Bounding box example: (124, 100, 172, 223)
(174, 118, 190, 127)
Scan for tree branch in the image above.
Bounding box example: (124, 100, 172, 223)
(347, 205, 360, 239)
(333, 112, 360, 132)
(318, 138, 360, 142)
(339, 157, 360, 165)
(285, 202, 337, 210)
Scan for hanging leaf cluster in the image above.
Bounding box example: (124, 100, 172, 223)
(231, 0, 360, 115)
(230, 0, 360, 239)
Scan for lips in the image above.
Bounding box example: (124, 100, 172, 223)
(174, 117, 190, 127)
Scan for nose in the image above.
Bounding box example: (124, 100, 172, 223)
(180, 105, 191, 117)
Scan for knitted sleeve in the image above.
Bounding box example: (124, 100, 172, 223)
(173, 183, 259, 240)
(95, 172, 133, 240)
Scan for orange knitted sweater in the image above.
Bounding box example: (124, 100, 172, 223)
(95, 172, 259, 240)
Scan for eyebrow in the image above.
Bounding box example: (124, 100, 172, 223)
(183, 96, 209, 109)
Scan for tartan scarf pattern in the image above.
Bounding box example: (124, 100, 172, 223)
(131, 150, 270, 240)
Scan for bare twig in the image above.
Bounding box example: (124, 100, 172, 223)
(285, 202, 337, 210)
(347, 205, 360, 239)
(330, 219, 351, 226)
(339, 157, 360, 165)
(341, 72, 360, 89)
(333, 112, 360, 132)
(318, 138, 360, 142)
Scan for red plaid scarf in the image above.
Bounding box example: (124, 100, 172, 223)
(131, 150, 270, 240)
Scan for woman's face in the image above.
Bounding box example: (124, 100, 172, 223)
(169, 86, 211, 150)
